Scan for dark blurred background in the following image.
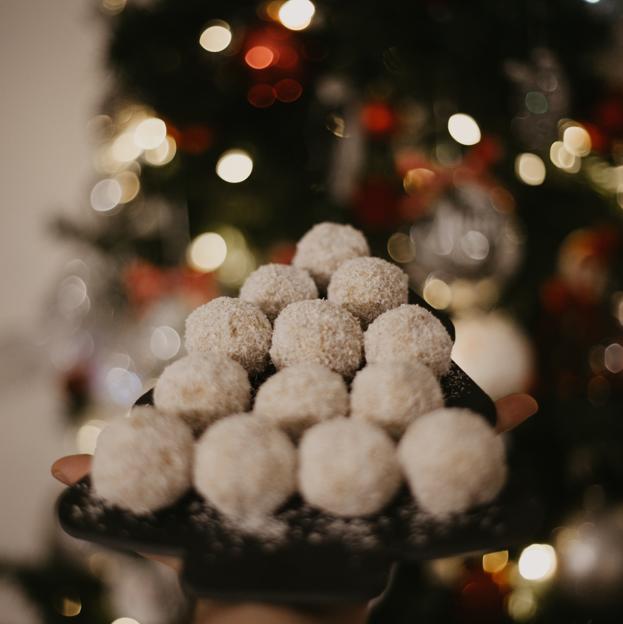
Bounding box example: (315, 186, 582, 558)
(2, 0, 623, 622)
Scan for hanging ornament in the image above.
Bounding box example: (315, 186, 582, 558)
(452, 312, 534, 400)
(406, 182, 523, 304)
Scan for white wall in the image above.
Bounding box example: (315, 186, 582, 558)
(0, 0, 104, 561)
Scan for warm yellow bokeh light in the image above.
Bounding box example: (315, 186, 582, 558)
(134, 118, 167, 150)
(515, 153, 546, 186)
(216, 149, 253, 183)
(506, 587, 537, 621)
(563, 125, 591, 157)
(144, 136, 176, 166)
(482, 550, 509, 574)
(278, 0, 316, 31)
(115, 171, 140, 203)
(518, 544, 557, 581)
(199, 21, 232, 53)
(111, 619, 140, 624)
(111, 132, 142, 163)
(447, 113, 481, 146)
(423, 277, 452, 310)
(549, 141, 580, 172)
(187, 232, 228, 272)
(387, 232, 415, 263)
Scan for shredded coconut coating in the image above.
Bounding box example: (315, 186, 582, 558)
(194, 413, 297, 519)
(350, 361, 444, 438)
(292, 222, 370, 289)
(254, 363, 349, 439)
(92, 406, 193, 514)
(270, 300, 363, 377)
(364, 304, 453, 377)
(398, 408, 507, 517)
(298, 418, 402, 517)
(153, 353, 250, 434)
(327, 257, 409, 326)
(239, 263, 318, 321)
(185, 297, 272, 374)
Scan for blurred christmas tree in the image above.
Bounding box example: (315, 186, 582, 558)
(23, 0, 623, 621)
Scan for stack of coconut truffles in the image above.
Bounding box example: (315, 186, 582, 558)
(91, 222, 507, 525)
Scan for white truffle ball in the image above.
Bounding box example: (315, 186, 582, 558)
(298, 418, 402, 517)
(351, 361, 444, 438)
(92, 406, 193, 514)
(254, 363, 349, 439)
(240, 264, 318, 321)
(328, 257, 408, 326)
(154, 353, 250, 434)
(194, 413, 297, 519)
(270, 300, 363, 377)
(398, 408, 507, 517)
(293, 222, 370, 289)
(185, 297, 272, 374)
(365, 304, 453, 377)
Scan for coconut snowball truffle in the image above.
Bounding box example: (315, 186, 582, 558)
(154, 353, 250, 434)
(351, 361, 444, 438)
(194, 413, 297, 519)
(240, 263, 318, 321)
(185, 297, 272, 374)
(254, 363, 349, 439)
(92, 406, 193, 514)
(293, 222, 370, 289)
(270, 300, 363, 377)
(328, 257, 409, 326)
(299, 418, 402, 516)
(398, 408, 507, 518)
(365, 304, 453, 377)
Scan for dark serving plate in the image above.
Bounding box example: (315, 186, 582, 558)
(57, 291, 542, 604)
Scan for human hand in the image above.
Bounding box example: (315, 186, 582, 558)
(51, 393, 537, 623)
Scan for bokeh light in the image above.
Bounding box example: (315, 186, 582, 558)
(482, 550, 509, 574)
(90, 178, 122, 212)
(111, 132, 142, 163)
(199, 21, 232, 53)
(144, 135, 176, 166)
(423, 277, 452, 310)
(447, 113, 481, 146)
(248, 84, 276, 108)
(115, 171, 140, 203)
(506, 587, 537, 621)
(187, 232, 228, 272)
(604, 342, 623, 373)
(387, 232, 415, 263)
(563, 125, 591, 157)
(150, 326, 181, 360)
(515, 153, 546, 186)
(216, 149, 253, 183)
(111, 619, 140, 624)
(245, 46, 274, 69)
(275, 78, 303, 103)
(278, 0, 316, 31)
(549, 141, 580, 172)
(56, 595, 81, 617)
(518, 544, 557, 581)
(76, 420, 107, 454)
(133, 117, 167, 150)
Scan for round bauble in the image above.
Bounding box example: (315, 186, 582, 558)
(254, 363, 349, 439)
(185, 297, 272, 374)
(153, 353, 250, 434)
(270, 300, 363, 377)
(292, 222, 370, 289)
(398, 408, 506, 517)
(328, 257, 408, 326)
(298, 418, 402, 517)
(350, 361, 444, 438)
(194, 413, 297, 519)
(364, 304, 453, 376)
(240, 263, 318, 321)
(92, 406, 193, 514)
